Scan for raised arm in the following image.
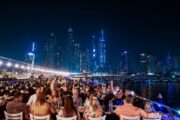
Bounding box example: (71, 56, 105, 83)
(50, 78, 56, 91)
(110, 80, 114, 92)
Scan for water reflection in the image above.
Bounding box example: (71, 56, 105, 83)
(117, 81, 180, 109)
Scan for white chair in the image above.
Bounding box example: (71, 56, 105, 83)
(143, 115, 162, 120)
(56, 115, 77, 120)
(29, 113, 50, 120)
(120, 115, 140, 120)
(88, 115, 106, 120)
(4, 111, 23, 120)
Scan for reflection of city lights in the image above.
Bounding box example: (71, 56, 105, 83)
(28, 53, 34, 56)
(0, 61, 3, 66)
(6, 62, 12, 67)
(177, 110, 180, 114)
(140, 53, 145, 56)
(21, 65, 25, 69)
(14, 64, 19, 68)
(27, 66, 30, 70)
(158, 104, 162, 107)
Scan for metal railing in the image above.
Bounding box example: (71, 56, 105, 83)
(139, 97, 180, 120)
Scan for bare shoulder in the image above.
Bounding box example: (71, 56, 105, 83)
(44, 101, 51, 107)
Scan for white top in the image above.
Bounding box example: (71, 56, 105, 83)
(27, 94, 37, 105)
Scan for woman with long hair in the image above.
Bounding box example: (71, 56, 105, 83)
(84, 96, 103, 119)
(58, 95, 80, 120)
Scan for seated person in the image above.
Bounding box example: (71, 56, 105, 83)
(133, 97, 145, 109)
(112, 90, 124, 106)
(46, 89, 62, 109)
(144, 101, 153, 113)
(84, 96, 103, 119)
(58, 96, 80, 120)
(103, 88, 115, 112)
(30, 92, 55, 116)
(6, 92, 28, 119)
(27, 85, 43, 106)
(114, 94, 161, 119)
(72, 88, 82, 108)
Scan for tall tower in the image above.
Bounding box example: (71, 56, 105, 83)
(49, 32, 57, 68)
(80, 49, 91, 73)
(91, 35, 97, 73)
(67, 28, 75, 72)
(66, 28, 80, 72)
(98, 29, 106, 68)
(56, 46, 62, 69)
(74, 43, 80, 72)
(42, 32, 62, 69)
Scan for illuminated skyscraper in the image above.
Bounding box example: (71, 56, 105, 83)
(67, 28, 80, 72)
(74, 43, 80, 72)
(25, 42, 35, 66)
(56, 46, 62, 69)
(42, 32, 62, 69)
(49, 32, 57, 68)
(80, 49, 91, 72)
(67, 28, 75, 71)
(98, 29, 106, 68)
(121, 50, 128, 73)
(139, 53, 147, 74)
(90, 35, 98, 73)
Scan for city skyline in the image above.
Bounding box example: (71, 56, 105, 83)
(1, 1, 180, 72)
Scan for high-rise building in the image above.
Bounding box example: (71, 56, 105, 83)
(120, 51, 128, 73)
(74, 43, 80, 72)
(139, 53, 147, 74)
(56, 46, 62, 69)
(157, 62, 163, 75)
(42, 32, 62, 69)
(49, 32, 57, 68)
(67, 28, 75, 72)
(174, 56, 180, 71)
(90, 35, 98, 73)
(166, 54, 173, 69)
(25, 42, 36, 66)
(66, 28, 80, 72)
(150, 56, 157, 73)
(98, 29, 106, 71)
(80, 49, 91, 73)
(166, 54, 174, 75)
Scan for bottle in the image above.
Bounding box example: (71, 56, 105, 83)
(109, 101, 113, 112)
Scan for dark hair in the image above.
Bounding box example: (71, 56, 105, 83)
(37, 92, 46, 105)
(64, 96, 77, 117)
(14, 92, 22, 98)
(36, 84, 42, 89)
(125, 94, 134, 103)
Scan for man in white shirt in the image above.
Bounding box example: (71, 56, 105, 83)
(27, 86, 42, 106)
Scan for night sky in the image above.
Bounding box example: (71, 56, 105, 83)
(0, 0, 180, 64)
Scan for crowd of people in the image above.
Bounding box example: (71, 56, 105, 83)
(0, 76, 162, 120)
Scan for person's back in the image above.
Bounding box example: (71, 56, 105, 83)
(6, 92, 26, 114)
(30, 101, 50, 116)
(114, 94, 161, 119)
(6, 99, 26, 113)
(115, 104, 141, 116)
